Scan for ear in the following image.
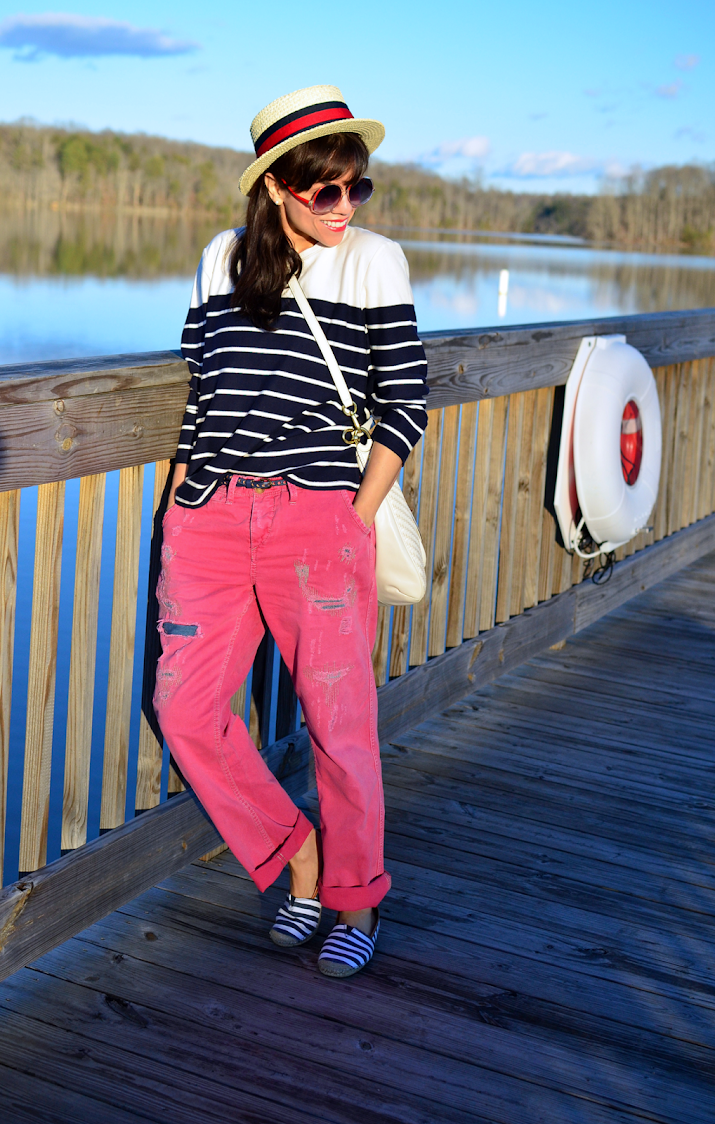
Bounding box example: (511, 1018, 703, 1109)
(263, 172, 283, 205)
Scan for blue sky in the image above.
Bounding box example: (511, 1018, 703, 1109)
(0, 1, 712, 194)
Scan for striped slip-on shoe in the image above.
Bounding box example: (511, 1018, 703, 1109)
(318, 911, 380, 978)
(269, 892, 322, 948)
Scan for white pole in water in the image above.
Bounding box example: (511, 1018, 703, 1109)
(498, 269, 509, 318)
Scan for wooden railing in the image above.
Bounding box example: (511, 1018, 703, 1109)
(0, 307, 714, 979)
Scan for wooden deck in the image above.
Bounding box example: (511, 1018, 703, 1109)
(3, 551, 715, 1124)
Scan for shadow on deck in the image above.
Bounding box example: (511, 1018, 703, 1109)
(3, 553, 715, 1124)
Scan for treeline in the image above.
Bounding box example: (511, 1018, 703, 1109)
(364, 163, 714, 253)
(2, 122, 714, 253)
(2, 122, 250, 218)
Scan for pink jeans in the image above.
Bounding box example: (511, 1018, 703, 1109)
(154, 476, 390, 911)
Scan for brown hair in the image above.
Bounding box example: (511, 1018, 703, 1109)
(229, 132, 369, 331)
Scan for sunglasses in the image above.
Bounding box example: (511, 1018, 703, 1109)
(280, 177, 374, 216)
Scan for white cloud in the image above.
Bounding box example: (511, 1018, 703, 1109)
(656, 80, 682, 99)
(503, 151, 599, 178)
(675, 54, 699, 71)
(421, 136, 491, 165)
(602, 159, 629, 178)
(0, 13, 199, 60)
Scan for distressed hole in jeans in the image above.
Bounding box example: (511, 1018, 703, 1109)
(295, 562, 356, 613)
(155, 621, 200, 706)
(155, 666, 182, 707)
(156, 572, 181, 619)
(305, 662, 352, 708)
(161, 621, 198, 637)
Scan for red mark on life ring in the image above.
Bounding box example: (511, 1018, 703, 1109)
(621, 399, 643, 486)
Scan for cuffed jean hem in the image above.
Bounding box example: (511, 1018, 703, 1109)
(319, 871, 391, 911)
(250, 810, 315, 893)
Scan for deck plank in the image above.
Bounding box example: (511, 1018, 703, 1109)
(112, 868, 715, 1038)
(13, 927, 710, 1124)
(3, 550, 715, 1122)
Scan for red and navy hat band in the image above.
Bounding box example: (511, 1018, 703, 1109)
(254, 101, 354, 157)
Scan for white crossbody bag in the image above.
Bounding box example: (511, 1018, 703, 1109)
(288, 274, 426, 606)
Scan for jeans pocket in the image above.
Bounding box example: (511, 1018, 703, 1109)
(340, 490, 371, 536)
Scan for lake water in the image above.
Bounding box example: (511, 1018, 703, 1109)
(2, 212, 715, 883)
(2, 210, 715, 363)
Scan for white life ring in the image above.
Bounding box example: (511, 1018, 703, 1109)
(554, 335, 662, 555)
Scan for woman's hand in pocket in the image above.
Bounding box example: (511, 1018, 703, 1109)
(352, 440, 402, 528)
(166, 461, 188, 513)
(352, 493, 376, 529)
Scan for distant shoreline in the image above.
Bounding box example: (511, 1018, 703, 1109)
(2, 122, 714, 257)
(4, 204, 713, 260)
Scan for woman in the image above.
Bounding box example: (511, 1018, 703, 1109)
(155, 85, 428, 978)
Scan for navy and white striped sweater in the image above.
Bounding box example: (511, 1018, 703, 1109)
(175, 225, 429, 508)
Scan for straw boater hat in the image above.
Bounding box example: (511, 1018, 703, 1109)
(239, 84, 385, 196)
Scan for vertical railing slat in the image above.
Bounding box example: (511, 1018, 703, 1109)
(409, 410, 443, 667)
(478, 396, 509, 633)
(551, 539, 573, 596)
(61, 473, 105, 851)
(653, 366, 672, 541)
(445, 401, 478, 648)
(463, 396, 508, 638)
(677, 362, 697, 531)
(428, 404, 460, 657)
(496, 391, 542, 622)
(19, 481, 65, 873)
(0, 490, 20, 885)
(167, 761, 186, 795)
(664, 364, 680, 537)
(100, 465, 144, 831)
(509, 391, 538, 618)
(230, 681, 247, 719)
(275, 659, 297, 740)
(372, 606, 391, 687)
(462, 400, 490, 639)
(690, 359, 707, 523)
(688, 360, 707, 526)
(523, 388, 553, 610)
(704, 358, 715, 519)
(537, 506, 557, 605)
(570, 551, 585, 586)
(135, 459, 171, 814)
(495, 394, 524, 624)
(389, 441, 422, 679)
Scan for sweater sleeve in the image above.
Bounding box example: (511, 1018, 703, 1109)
(176, 243, 213, 464)
(362, 240, 429, 463)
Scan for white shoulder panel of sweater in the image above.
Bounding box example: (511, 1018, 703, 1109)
(298, 226, 411, 310)
(191, 225, 411, 312)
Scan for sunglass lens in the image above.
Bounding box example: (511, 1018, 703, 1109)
(311, 184, 343, 215)
(348, 178, 374, 207)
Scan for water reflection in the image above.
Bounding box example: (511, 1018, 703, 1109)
(1, 208, 714, 361)
(1, 207, 216, 278)
(402, 240, 715, 329)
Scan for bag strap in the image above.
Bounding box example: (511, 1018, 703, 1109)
(288, 273, 371, 446)
(288, 274, 351, 407)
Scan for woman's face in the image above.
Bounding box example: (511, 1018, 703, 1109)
(264, 170, 357, 253)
